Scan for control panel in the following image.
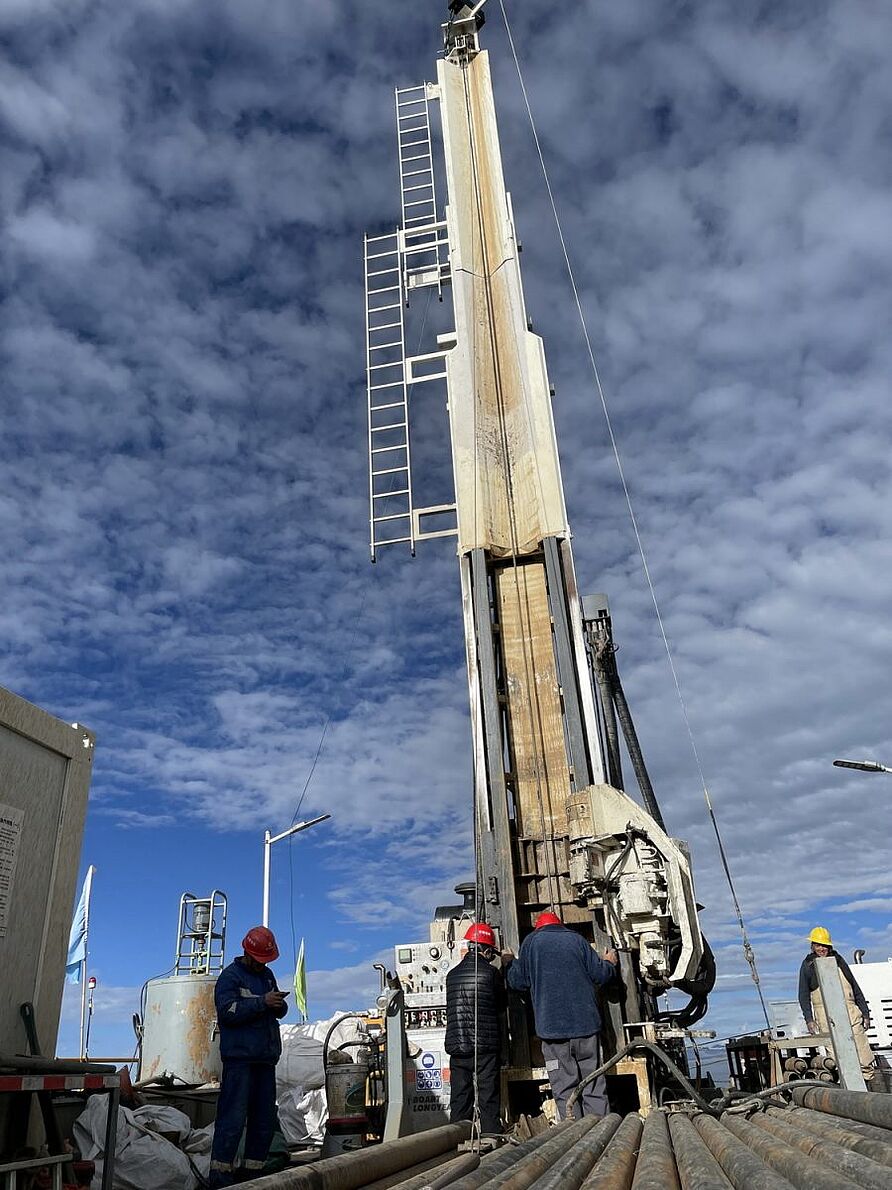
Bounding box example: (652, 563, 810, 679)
(393, 938, 464, 1132)
(395, 942, 458, 1005)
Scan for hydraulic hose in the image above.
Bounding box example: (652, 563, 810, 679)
(609, 658, 667, 833)
(565, 1040, 718, 1117)
(591, 640, 624, 790)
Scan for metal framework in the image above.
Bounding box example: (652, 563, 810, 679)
(173, 891, 227, 976)
(365, 2, 711, 1101)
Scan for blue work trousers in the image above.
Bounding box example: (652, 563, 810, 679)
(209, 1060, 277, 1187)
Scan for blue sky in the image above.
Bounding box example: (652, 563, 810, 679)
(2, 0, 891, 1065)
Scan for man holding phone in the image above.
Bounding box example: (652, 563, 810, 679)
(209, 926, 288, 1187)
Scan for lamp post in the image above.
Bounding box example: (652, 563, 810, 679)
(262, 813, 331, 927)
(833, 759, 892, 774)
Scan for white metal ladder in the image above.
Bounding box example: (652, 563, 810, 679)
(395, 85, 450, 294)
(364, 230, 413, 560)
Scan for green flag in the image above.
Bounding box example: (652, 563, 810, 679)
(294, 938, 307, 1021)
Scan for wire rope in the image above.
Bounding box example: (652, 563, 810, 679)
(496, 0, 769, 1028)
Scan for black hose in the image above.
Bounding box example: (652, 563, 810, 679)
(565, 1045, 832, 1120)
(610, 665, 666, 833)
(565, 1040, 719, 1117)
(591, 642, 624, 790)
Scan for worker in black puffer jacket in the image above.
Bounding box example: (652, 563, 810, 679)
(445, 922, 506, 1134)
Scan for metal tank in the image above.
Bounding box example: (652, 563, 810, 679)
(139, 891, 227, 1085)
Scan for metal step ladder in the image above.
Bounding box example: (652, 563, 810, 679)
(395, 85, 450, 295)
(364, 230, 414, 561)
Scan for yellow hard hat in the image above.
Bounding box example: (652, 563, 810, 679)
(809, 926, 832, 946)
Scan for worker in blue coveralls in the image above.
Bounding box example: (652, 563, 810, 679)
(209, 926, 288, 1188)
(505, 912, 617, 1120)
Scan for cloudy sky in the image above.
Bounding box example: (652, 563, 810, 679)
(3, 0, 891, 1068)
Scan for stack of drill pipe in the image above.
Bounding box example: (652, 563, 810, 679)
(370, 1151, 483, 1190)
(721, 1114, 862, 1190)
(692, 1114, 794, 1190)
(783, 1105, 892, 1169)
(475, 1117, 602, 1190)
(444, 1119, 588, 1190)
(807, 1055, 835, 1082)
(783, 1058, 807, 1077)
(246, 1123, 471, 1190)
(792, 1085, 892, 1131)
(666, 1114, 733, 1189)
(751, 1108, 892, 1190)
(518, 1115, 621, 1190)
(627, 1111, 679, 1190)
(578, 1114, 643, 1189)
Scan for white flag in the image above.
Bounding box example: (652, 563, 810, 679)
(66, 866, 95, 983)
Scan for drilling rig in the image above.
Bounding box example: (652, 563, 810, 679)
(363, 2, 714, 1128)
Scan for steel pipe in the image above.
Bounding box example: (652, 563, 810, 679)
(579, 1113, 642, 1189)
(525, 1114, 621, 1190)
(247, 1124, 470, 1190)
(792, 1085, 892, 1131)
(784, 1105, 892, 1168)
(783, 1059, 807, 1075)
(666, 1114, 732, 1190)
(692, 1114, 792, 1190)
(630, 1110, 679, 1190)
(484, 1118, 601, 1190)
(752, 1109, 891, 1190)
(366, 1150, 481, 1190)
(446, 1122, 579, 1190)
(722, 1114, 860, 1190)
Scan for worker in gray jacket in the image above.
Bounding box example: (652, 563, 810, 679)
(505, 912, 617, 1119)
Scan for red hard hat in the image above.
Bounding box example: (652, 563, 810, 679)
(465, 922, 496, 947)
(242, 926, 279, 963)
(534, 912, 562, 930)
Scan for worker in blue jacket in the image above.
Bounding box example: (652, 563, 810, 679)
(209, 926, 288, 1188)
(505, 912, 617, 1120)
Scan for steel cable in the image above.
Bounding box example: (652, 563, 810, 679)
(496, 0, 769, 1028)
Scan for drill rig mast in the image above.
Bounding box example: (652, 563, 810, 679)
(364, 2, 713, 1114)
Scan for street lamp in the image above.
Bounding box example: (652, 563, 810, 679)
(833, 759, 892, 774)
(262, 813, 331, 927)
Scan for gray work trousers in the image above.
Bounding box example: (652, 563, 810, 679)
(541, 1033, 607, 1119)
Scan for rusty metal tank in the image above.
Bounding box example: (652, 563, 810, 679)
(140, 973, 221, 1084)
(138, 891, 228, 1085)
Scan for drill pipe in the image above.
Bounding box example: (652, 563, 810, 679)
(374, 1151, 485, 1190)
(481, 1118, 601, 1190)
(721, 1114, 861, 1190)
(246, 1124, 470, 1190)
(691, 1114, 793, 1190)
(419, 1153, 484, 1189)
(752, 1108, 892, 1190)
(630, 1110, 679, 1190)
(364, 1153, 462, 1190)
(783, 1059, 807, 1075)
(783, 1105, 892, 1168)
(579, 1114, 643, 1190)
(666, 1114, 732, 1190)
(792, 1085, 892, 1131)
(808, 1056, 836, 1072)
(445, 1121, 581, 1190)
(524, 1114, 621, 1190)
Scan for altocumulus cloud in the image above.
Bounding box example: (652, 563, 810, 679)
(2, 0, 892, 1041)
